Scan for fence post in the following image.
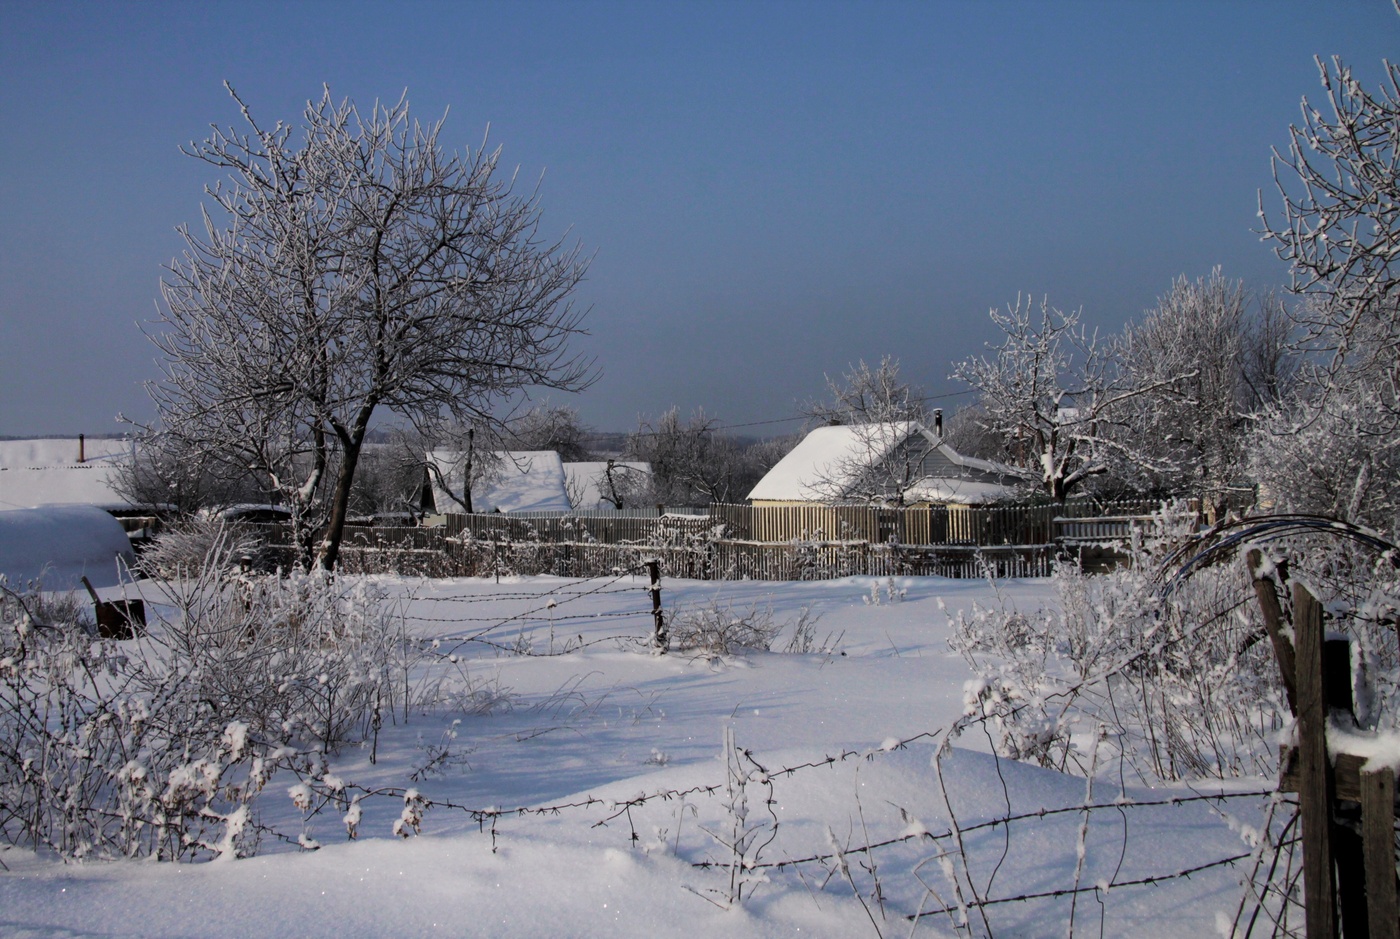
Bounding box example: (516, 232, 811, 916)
(1323, 635, 1370, 937)
(1362, 766, 1400, 939)
(1294, 583, 1339, 939)
(646, 559, 667, 652)
(1247, 549, 1297, 714)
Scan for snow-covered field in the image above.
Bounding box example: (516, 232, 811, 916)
(1, 573, 1274, 938)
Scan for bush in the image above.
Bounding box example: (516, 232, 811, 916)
(0, 535, 418, 860)
(670, 601, 825, 656)
(949, 510, 1291, 780)
(138, 515, 262, 579)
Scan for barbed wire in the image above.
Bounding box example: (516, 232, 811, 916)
(403, 584, 646, 605)
(402, 608, 650, 625)
(905, 848, 1266, 922)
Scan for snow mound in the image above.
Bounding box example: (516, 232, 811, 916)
(0, 505, 135, 591)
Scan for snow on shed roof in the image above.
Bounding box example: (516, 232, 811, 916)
(0, 439, 137, 511)
(0, 437, 132, 468)
(904, 477, 1023, 506)
(746, 422, 924, 502)
(747, 422, 1033, 504)
(427, 450, 573, 514)
(562, 461, 651, 510)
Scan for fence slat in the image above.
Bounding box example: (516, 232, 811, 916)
(1362, 766, 1399, 939)
(1294, 584, 1339, 939)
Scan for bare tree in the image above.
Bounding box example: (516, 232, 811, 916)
(1255, 50, 1400, 531)
(420, 426, 508, 515)
(940, 404, 1011, 462)
(1240, 289, 1298, 409)
(508, 403, 592, 461)
(953, 296, 1179, 502)
(802, 356, 928, 426)
(1260, 54, 1400, 400)
(146, 85, 591, 567)
(623, 408, 752, 505)
(112, 434, 259, 516)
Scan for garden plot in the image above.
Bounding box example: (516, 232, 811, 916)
(1, 572, 1277, 938)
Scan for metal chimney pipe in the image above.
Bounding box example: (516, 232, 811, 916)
(933, 409, 943, 438)
(78, 434, 85, 464)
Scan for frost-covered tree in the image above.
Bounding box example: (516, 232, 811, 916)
(620, 409, 787, 506)
(112, 433, 260, 515)
(146, 85, 591, 568)
(1256, 53, 1400, 532)
(508, 403, 592, 461)
(953, 296, 1180, 502)
(1118, 270, 1258, 515)
(802, 356, 928, 426)
(1261, 55, 1400, 396)
(624, 408, 739, 505)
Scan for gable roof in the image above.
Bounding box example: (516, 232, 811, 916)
(746, 422, 1032, 504)
(562, 461, 652, 510)
(0, 438, 135, 511)
(746, 422, 927, 502)
(426, 450, 573, 514)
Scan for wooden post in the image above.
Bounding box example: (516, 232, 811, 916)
(1362, 766, 1400, 939)
(646, 560, 666, 652)
(1324, 637, 1370, 938)
(1294, 583, 1339, 939)
(1247, 549, 1298, 714)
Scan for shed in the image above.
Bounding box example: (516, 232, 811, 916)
(425, 450, 573, 514)
(0, 437, 135, 512)
(562, 461, 652, 510)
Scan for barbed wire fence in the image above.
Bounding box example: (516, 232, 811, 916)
(266, 519, 1397, 937)
(212, 526, 1349, 934)
(21, 514, 1385, 933)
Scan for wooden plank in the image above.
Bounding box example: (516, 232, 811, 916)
(1362, 766, 1399, 939)
(1247, 548, 1298, 714)
(1294, 583, 1338, 939)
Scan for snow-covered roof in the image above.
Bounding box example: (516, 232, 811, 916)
(0, 438, 136, 511)
(562, 461, 651, 510)
(427, 450, 573, 514)
(0, 505, 136, 591)
(746, 423, 925, 502)
(747, 422, 1032, 504)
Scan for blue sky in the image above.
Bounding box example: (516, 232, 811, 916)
(1, 0, 1396, 437)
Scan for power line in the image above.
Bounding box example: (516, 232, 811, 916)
(625, 388, 978, 436)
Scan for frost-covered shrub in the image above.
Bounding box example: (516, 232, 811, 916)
(138, 515, 262, 579)
(949, 511, 1292, 780)
(670, 601, 784, 655)
(670, 601, 829, 657)
(0, 536, 417, 860)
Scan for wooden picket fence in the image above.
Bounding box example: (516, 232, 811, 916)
(249, 499, 1167, 581)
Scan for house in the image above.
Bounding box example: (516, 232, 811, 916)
(0, 436, 138, 514)
(424, 450, 573, 514)
(746, 421, 1031, 506)
(562, 460, 652, 510)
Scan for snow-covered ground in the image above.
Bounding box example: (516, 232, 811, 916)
(1, 573, 1274, 938)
